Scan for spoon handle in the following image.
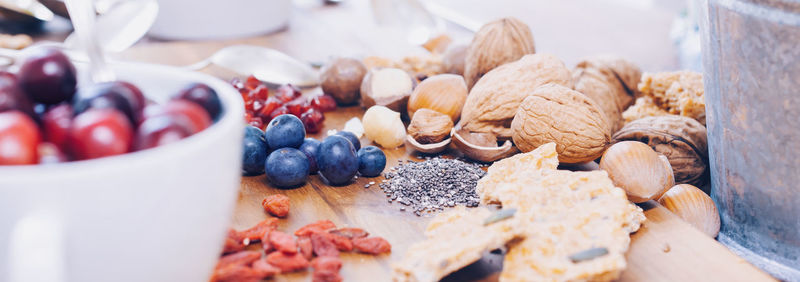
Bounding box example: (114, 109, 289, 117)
(65, 0, 116, 83)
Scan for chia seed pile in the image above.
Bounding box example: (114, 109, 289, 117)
(378, 157, 486, 216)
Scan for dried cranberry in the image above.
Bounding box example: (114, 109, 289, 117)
(310, 95, 337, 112)
(244, 75, 262, 90)
(301, 108, 325, 134)
(252, 259, 280, 277)
(310, 232, 339, 257)
(275, 84, 301, 103)
(262, 194, 290, 218)
(352, 237, 391, 255)
(217, 250, 261, 269)
(268, 106, 290, 121)
(294, 220, 337, 237)
(330, 228, 368, 239)
(285, 98, 311, 118)
(251, 85, 269, 103)
(297, 236, 313, 260)
(268, 231, 297, 254)
(258, 97, 283, 121)
(237, 218, 279, 242)
(265, 251, 309, 273)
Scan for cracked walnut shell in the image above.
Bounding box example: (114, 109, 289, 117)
(511, 83, 611, 164)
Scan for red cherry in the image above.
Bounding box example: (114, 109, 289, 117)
(285, 97, 311, 118)
(300, 108, 325, 134)
(68, 109, 133, 160)
(275, 84, 301, 103)
(268, 105, 290, 121)
(38, 142, 67, 164)
(134, 115, 195, 151)
(0, 111, 40, 165)
(42, 103, 72, 151)
(143, 100, 212, 133)
(0, 72, 36, 119)
(310, 95, 337, 112)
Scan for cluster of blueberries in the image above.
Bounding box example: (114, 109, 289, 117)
(242, 114, 386, 188)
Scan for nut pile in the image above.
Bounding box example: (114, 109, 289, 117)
(379, 158, 486, 215)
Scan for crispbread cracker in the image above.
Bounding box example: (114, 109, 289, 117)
(392, 206, 524, 282)
(494, 170, 644, 281)
(476, 142, 559, 205)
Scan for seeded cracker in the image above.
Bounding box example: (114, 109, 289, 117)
(476, 142, 645, 281)
(392, 206, 525, 282)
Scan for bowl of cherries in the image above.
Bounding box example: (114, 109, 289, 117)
(0, 48, 244, 281)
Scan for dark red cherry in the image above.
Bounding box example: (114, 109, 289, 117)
(143, 100, 211, 133)
(134, 115, 195, 151)
(174, 83, 222, 120)
(72, 81, 142, 125)
(41, 103, 72, 151)
(18, 48, 77, 105)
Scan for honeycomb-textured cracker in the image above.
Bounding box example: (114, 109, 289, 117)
(637, 71, 705, 125)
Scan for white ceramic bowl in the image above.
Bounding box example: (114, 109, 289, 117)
(148, 0, 292, 40)
(0, 62, 244, 282)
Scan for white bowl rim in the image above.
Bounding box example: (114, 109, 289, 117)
(0, 61, 244, 176)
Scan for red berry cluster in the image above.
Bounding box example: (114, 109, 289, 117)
(0, 49, 220, 165)
(233, 75, 336, 133)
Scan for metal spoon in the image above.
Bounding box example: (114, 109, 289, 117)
(63, 0, 158, 53)
(65, 0, 114, 82)
(184, 45, 319, 88)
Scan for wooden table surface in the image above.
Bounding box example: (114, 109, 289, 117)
(115, 0, 774, 281)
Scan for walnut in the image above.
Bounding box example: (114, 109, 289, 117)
(573, 56, 642, 133)
(459, 54, 573, 139)
(511, 83, 611, 164)
(612, 115, 709, 188)
(407, 109, 453, 144)
(464, 17, 536, 89)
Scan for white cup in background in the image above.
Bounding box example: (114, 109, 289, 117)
(148, 0, 292, 40)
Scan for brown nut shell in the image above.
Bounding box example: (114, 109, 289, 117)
(510, 83, 610, 164)
(658, 184, 720, 238)
(407, 74, 467, 122)
(408, 109, 454, 144)
(612, 115, 708, 188)
(320, 57, 367, 105)
(460, 54, 573, 139)
(600, 141, 675, 203)
(464, 17, 536, 89)
(573, 66, 625, 134)
(360, 68, 414, 113)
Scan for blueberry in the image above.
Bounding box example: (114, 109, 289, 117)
(357, 146, 386, 177)
(265, 114, 305, 149)
(265, 147, 310, 188)
(335, 131, 361, 151)
(242, 125, 268, 175)
(298, 138, 321, 174)
(318, 135, 358, 186)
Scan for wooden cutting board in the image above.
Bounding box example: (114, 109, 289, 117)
(229, 108, 773, 282)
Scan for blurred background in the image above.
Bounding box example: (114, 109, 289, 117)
(0, 0, 700, 72)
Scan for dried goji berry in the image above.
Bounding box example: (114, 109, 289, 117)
(222, 237, 245, 254)
(312, 270, 343, 282)
(268, 230, 297, 254)
(295, 220, 337, 236)
(297, 236, 313, 260)
(237, 218, 279, 243)
(330, 227, 369, 239)
(261, 229, 273, 253)
(352, 237, 391, 255)
(216, 250, 261, 269)
(311, 256, 342, 272)
(265, 251, 309, 273)
(210, 264, 263, 282)
(311, 232, 339, 257)
(328, 232, 353, 252)
(252, 258, 281, 277)
(262, 194, 290, 218)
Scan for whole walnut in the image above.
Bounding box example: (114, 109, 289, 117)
(511, 83, 611, 164)
(612, 115, 709, 188)
(573, 56, 642, 134)
(464, 17, 535, 89)
(459, 54, 573, 139)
